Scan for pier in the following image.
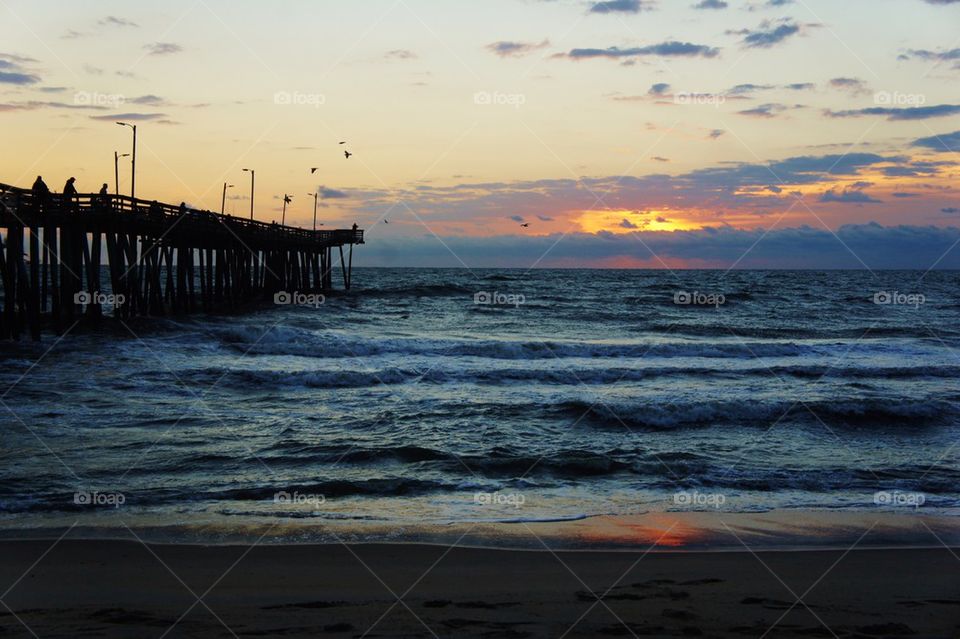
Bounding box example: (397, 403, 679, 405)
(0, 181, 363, 341)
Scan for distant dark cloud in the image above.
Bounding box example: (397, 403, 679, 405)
(485, 40, 549, 58)
(0, 70, 40, 85)
(942, 207, 960, 214)
(912, 130, 960, 152)
(144, 42, 182, 56)
(537, 215, 554, 221)
(708, 129, 725, 139)
(563, 41, 720, 60)
(649, 82, 671, 95)
(357, 224, 960, 269)
(825, 105, 960, 121)
(652, 156, 670, 162)
(88, 112, 167, 121)
(693, 0, 728, 8)
(924, 0, 960, 4)
(0, 54, 40, 85)
(129, 95, 168, 106)
(819, 186, 882, 204)
(829, 77, 869, 95)
(99, 16, 138, 28)
(384, 49, 417, 60)
(738, 20, 802, 48)
(588, 0, 646, 13)
(509, 215, 525, 222)
(620, 218, 639, 228)
(738, 103, 802, 118)
(319, 186, 348, 200)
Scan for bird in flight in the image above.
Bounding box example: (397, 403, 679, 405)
(344, 151, 353, 159)
(384, 219, 389, 224)
(339, 141, 347, 145)
(520, 223, 530, 228)
(310, 167, 318, 174)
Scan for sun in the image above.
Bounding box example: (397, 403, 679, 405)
(575, 209, 702, 234)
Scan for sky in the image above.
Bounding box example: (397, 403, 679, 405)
(1, 0, 959, 268)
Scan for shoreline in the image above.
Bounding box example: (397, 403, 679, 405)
(2, 538, 958, 637)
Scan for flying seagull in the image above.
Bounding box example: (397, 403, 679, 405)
(339, 141, 347, 145)
(310, 167, 318, 174)
(344, 150, 353, 159)
(520, 223, 530, 228)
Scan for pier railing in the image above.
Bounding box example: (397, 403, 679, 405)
(0, 181, 363, 340)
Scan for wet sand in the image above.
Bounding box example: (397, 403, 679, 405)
(1, 539, 959, 638)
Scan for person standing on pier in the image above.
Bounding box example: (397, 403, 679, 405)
(31, 176, 50, 215)
(97, 183, 110, 211)
(62, 177, 78, 211)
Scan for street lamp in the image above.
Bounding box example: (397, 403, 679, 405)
(116, 122, 137, 200)
(221, 183, 234, 215)
(114, 151, 130, 196)
(281, 194, 292, 226)
(307, 192, 319, 231)
(242, 168, 255, 220)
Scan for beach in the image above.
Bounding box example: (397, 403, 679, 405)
(2, 538, 958, 638)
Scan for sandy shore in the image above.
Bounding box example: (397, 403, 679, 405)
(1, 539, 958, 638)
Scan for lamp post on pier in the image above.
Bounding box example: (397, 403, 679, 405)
(221, 183, 234, 215)
(307, 191, 319, 231)
(114, 151, 130, 196)
(116, 122, 137, 200)
(242, 168, 255, 220)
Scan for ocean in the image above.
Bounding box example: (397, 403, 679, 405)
(1, 268, 958, 546)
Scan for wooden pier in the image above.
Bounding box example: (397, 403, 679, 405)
(0, 181, 363, 341)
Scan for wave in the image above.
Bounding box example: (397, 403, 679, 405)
(563, 397, 957, 430)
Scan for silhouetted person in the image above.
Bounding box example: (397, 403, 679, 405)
(352, 222, 358, 231)
(97, 183, 110, 210)
(178, 202, 187, 218)
(32, 176, 50, 215)
(62, 177, 78, 213)
(149, 200, 163, 219)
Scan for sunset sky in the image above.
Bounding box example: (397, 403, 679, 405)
(2, 0, 959, 267)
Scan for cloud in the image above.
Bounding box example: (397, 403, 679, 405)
(739, 20, 802, 48)
(509, 215, 525, 222)
(144, 42, 182, 56)
(588, 0, 646, 13)
(738, 103, 801, 118)
(652, 156, 670, 162)
(88, 112, 168, 121)
(829, 77, 869, 95)
(0, 70, 40, 85)
(708, 129, 725, 139)
(620, 218, 639, 228)
(0, 53, 40, 85)
(563, 41, 720, 60)
(942, 207, 960, 214)
(825, 104, 960, 120)
(912, 130, 960, 152)
(694, 0, 728, 7)
(537, 215, 554, 221)
(99, 16, 138, 28)
(129, 95, 168, 106)
(356, 224, 960, 269)
(384, 49, 417, 60)
(319, 186, 348, 199)
(924, 0, 960, 4)
(486, 40, 550, 57)
(649, 82, 671, 95)
(819, 186, 882, 204)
